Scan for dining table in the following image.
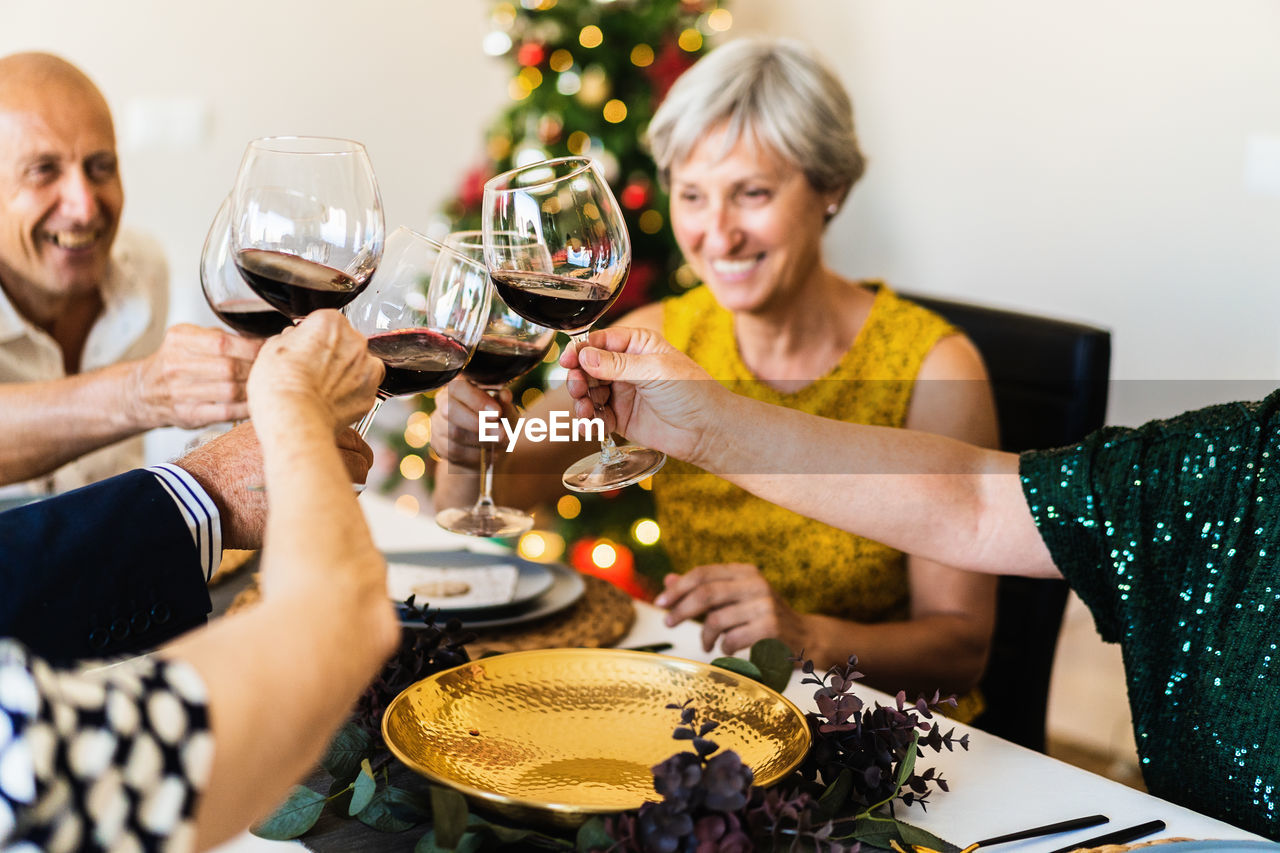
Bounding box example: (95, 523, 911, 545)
(210, 491, 1270, 852)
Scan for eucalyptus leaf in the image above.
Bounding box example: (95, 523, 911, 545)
(894, 732, 920, 792)
(382, 785, 433, 823)
(815, 768, 853, 821)
(357, 787, 418, 832)
(576, 816, 614, 852)
(748, 638, 794, 692)
(430, 786, 470, 848)
(349, 759, 377, 816)
(896, 819, 960, 853)
(414, 828, 486, 853)
(839, 816, 900, 849)
(321, 722, 374, 782)
(710, 656, 763, 682)
(250, 786, 326, 840)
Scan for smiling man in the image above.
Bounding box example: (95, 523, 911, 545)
(0, 52, 261, 493)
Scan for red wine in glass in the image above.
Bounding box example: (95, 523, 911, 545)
(234, 249, 371, 317)
(490, 269, 623, 332)
(461, 335, 552, 388)
(366, 328, 471, 397)
(482, 155, 663, 492)
(209, 299, 295, 338)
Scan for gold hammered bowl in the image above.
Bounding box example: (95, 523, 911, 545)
(381, 648, 811, 828)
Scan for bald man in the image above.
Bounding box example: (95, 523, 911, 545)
(0, 52, 260, 493)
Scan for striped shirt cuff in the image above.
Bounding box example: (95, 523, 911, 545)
(146, 463, 222, 583)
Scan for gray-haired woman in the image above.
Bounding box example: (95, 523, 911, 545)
(432, 38, 998, 712)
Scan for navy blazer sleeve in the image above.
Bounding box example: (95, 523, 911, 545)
(0, 470, 213, 663)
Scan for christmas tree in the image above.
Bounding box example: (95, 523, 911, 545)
(393, 0, 733, 595)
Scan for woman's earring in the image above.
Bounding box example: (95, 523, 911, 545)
(826, 203, 839, 216)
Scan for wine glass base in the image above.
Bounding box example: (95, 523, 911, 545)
(435, 505, 535, 538)
(562, 446, 666, 493)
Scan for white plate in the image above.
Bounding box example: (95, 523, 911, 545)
(392, 552, 585, 630)
(387, 562, 521, 610)
(387, 550, 553, 614)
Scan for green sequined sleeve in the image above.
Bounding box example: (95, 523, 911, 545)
(1019, 427, 1144, 644)
(1019, 394, 1280, 648)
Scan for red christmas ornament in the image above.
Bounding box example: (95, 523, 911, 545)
(645, 37, 697, 105)
(620, 180, 651, 210)
(456, 162, 491, 213)
(516, 41, 546, 67)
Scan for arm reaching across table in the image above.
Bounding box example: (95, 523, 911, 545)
(560, 326, 1057, 581)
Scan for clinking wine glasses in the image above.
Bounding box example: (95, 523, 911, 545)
(230, 136, 383, 319)
(200, 195, 291, 338)
(344, 227, 492, 436)
(435, 230, 557, 538)
(481, 156, 665, 492)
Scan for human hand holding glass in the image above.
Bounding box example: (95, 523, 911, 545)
(435, 231, 557, 537)
(230, 136, 383, 320)
(344, 227, 492, 437)
(481, 156, 665, 492)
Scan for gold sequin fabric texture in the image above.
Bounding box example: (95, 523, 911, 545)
(1021, 394, 1280, 839)
(655, 282, 953, 623)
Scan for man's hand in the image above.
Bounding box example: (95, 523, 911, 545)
(132, 324, 263, 428)
(247, 310, 384, 432)
(177, 424, 375, 550)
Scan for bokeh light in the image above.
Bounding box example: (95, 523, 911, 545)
(632, 518, 661, 545)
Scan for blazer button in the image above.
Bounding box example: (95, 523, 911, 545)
(151, 603, 171, 625)
(110, 618, 130, 641)
(88, 630, 109, 651)
(131, 611, 151, 635)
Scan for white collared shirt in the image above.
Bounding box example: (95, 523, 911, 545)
(0, 229, 169, 496)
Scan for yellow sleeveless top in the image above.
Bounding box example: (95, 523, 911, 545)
(656, 282, 954, 621)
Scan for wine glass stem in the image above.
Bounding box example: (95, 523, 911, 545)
(573, 333, 624, 465)
(474, 390, 499, 517)
(355, 394, 387, 438)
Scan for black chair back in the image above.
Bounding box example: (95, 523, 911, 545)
(904, 293, 1111, 752)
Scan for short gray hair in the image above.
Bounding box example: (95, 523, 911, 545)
(646, 37, 865, 206)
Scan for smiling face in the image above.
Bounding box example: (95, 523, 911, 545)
(668, 125, 841, 317)
(0, 64, 121, 318)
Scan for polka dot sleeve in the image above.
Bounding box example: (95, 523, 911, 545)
(0, 640, 212, 852)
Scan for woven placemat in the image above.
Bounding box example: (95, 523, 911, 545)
(225, 571, 635, 656)
(468, 573, 635, 656)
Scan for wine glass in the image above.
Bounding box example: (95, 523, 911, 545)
(200, 195, 292, 338)
(229, 136, 383, 319)
(344, 227, 492, 436)
(435, 230, 557, 538)
(481, 156, 665, 492)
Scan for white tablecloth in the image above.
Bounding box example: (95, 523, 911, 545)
(213, 493, 1269, 852)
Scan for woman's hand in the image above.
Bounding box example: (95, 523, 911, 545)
(560, 326, 727, 468)
(654, 563, 810, 656)
(247, 310, 383, 432)
(428, 379, 518, 470)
